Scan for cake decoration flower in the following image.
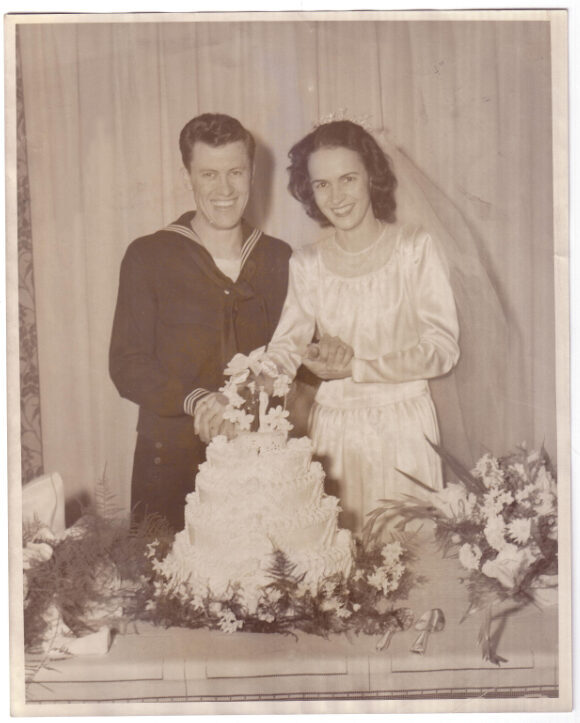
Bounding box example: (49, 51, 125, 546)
(262, 405, 291, 434)
(223, 408, 254, 431)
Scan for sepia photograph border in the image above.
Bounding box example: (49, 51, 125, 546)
(5, 6, 572, 717)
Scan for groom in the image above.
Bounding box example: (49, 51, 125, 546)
(109, 113, 292, 531)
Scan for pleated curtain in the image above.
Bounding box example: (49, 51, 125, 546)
(17, 19, 556, 514)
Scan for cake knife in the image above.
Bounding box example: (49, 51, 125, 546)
(410, 608, 445, 655)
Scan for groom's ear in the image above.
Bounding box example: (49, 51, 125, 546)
(180, 165, 193, 191)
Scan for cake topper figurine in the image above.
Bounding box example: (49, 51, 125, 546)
(221, 347, 292, 435)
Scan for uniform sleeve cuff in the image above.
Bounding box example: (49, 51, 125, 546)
(184, 388, 211, 416)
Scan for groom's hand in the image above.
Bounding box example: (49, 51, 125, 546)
(194, 392, 235, 443)
(303, 334, 354, 380)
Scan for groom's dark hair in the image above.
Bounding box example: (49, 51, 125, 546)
(179, 113, 256, 171)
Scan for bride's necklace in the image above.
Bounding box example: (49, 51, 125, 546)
(332, 222, 388, 256)
(323, 222, 397, 279)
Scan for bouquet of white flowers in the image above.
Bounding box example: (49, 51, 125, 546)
(364, 441, 558, 664)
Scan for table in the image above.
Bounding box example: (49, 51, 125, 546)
(24, 535, 560, 705)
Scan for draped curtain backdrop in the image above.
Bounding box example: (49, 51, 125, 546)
(17, 19, 555, 513)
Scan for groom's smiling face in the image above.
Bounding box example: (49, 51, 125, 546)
(186, 140, 252, 232)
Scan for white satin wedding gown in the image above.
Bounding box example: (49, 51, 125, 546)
(265, 222, 460, 532)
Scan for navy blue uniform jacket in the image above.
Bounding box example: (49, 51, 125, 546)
(109, 211, 292, 454)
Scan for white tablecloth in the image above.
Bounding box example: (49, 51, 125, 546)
(25, 535, 559, 705)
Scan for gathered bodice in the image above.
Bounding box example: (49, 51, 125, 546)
(265, 222, 460, 389)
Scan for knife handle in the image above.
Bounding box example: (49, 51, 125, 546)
(411, 630, 429, 655)
(376, 629, 395, 651)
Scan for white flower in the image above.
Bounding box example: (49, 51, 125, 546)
(497, 490, 514, 508)
(209, 601, 223, 616)
(481, 544, 534, 590)
(335, 604, 352, 619)
(352, 603, 361, 612)
(190, 594, 205, 611)
(320, 597, 339, 612)
(367, 568, 387, 591)
(261, 405, 291, 434)
(381, 541, 403, 566)
(265, 588, 283, 604)
(257, 610, 275, 623)
(367, 565, 401, 597)
(481, 489, 513, 520)
(353, 569, 364, 582)
(223, 408, 254, 431)
(218, 610, 243, 634)
(458, 543, 482, 571)
(515, 484, 534, 505)
(145, 540, 159, 559)
(472, 453, 504, 489)
(433, 483, 474, 520)
(23, 541, 53, 570)
(388, 562, 405, 587)
(224, 367, 250, 385)
(534, 465, 556, 493)
(220, 381, 245, 409)
(247, 347, 268, 375)
(534, 490, 556, 516)
(224, 349, 263, 383)
(507, 517, 532, 545)
(321, 580, 339, 598)
(484, 517, 508, 552)
(272, 374, 292, 398)
(509, 463, 526, 479)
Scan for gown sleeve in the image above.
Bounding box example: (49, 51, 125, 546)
(263, 246, 317, 379)
(351, 230, 460, 384)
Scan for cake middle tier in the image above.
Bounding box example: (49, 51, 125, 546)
(186, 493, 343, 556)
(195, 459, 325, 514)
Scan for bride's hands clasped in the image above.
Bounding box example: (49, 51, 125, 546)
(303, 333, 354, 380)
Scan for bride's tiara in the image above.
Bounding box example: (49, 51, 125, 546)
(313, 109, 377, 133)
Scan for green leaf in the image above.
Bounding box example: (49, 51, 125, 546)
(394, 468, 438, 493)
(425, 436, 486, 495)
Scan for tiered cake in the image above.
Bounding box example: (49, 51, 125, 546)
(161, 429, 353, 612)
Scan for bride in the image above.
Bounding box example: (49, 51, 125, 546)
(261, 119, 461, 533)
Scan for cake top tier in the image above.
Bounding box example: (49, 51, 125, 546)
(220, 346, 292, 436)
(206, 432, 312, 464)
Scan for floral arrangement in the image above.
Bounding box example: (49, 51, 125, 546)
(364, 441, 558, 664)
(22, 486, 175, 679)
(23, 504, 420, 667)
(220, 346, 292, 434)
(136, 534, 418, 642)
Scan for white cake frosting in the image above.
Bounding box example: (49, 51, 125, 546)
(160, 431, 353, 612)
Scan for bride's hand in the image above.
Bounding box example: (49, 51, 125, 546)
(303, 334, 354, 380)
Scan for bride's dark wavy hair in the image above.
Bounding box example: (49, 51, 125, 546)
(287, 120, 397, 227)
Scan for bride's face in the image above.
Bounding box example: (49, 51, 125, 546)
(308, 146, 374, 232)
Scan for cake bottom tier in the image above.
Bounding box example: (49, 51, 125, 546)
(160, 528, 353, 614)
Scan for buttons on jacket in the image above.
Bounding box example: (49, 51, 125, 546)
(154, 456, 162, 465)
(155, 441, 163, 449)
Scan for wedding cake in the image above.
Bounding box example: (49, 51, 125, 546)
(159, 349, 353, 612)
